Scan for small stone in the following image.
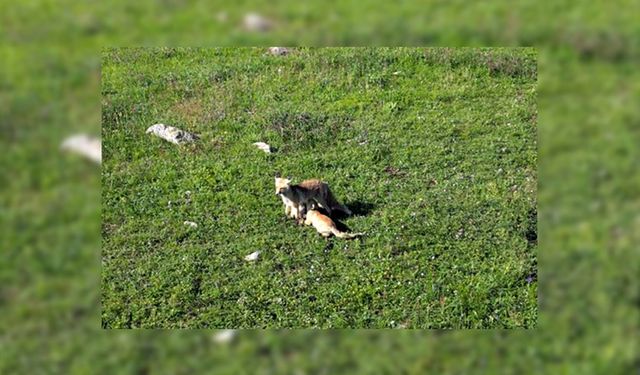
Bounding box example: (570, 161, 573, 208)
(183, 221, 198, 228)
(252, 142, 271, 153)
(244, 251, 261, 262)
(268, 47, 289, 56)
(146, 124, 198, 145)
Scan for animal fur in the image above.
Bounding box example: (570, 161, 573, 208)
(304, 209, 364, 239)
(275, 177, 352, 219)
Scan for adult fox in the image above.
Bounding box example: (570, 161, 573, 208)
(275, 176, 352, 219)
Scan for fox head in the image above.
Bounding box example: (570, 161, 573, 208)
(274, 176, 291, 196)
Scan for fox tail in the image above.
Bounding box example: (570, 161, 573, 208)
(331, 228, 365, 239)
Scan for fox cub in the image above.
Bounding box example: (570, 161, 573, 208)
(275, 177, 352, 220)
(304, 209, 364, 239)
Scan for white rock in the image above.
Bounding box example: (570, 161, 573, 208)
(61, 134, 101, 164)
(243, 12, 273, 32)
(146, 124, 198, 145)
(268, 47, 289, 56)
(244, 251, 261, 262)
(252, 142, 271, 154)
(213, 329, 236, 343)
(183, 221, 198, 228)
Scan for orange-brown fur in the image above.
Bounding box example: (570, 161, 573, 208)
(303, 209, 364, 239)
(275, 177, 351, 219)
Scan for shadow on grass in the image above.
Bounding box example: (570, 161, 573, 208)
(344, 201, 376, 217)
(333, 219, 351, 233)
(331, 200, 375, 233)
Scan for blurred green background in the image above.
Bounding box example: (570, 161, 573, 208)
(1, 0, 638, 373)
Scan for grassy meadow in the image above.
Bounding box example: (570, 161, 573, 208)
(3, 0, 639, 372)
(102, 47, 537, 329)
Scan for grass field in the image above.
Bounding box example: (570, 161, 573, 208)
(102, 47, 537, 329)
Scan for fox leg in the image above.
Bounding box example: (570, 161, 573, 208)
(285, 204, 291, 217)
(295, 205, 308, 225)
(297, 202, 308, 220)
(290, 205, 299, 219)
(315, 197, 332, 215)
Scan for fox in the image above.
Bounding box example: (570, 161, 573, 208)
(278, 190, 299, 220)
(274, 176, 352, 220)
(304, 209, 364, 239)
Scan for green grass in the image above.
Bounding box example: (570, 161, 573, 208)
(102, 47, 537, 329)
